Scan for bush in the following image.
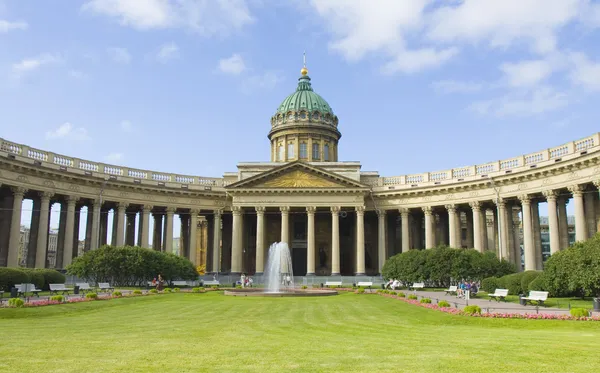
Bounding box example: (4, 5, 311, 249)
(22, 269, 45, 290)
(85, 292, 98, 299)
(192, 287, 205, 293)
(172, 287, 180, 292)
(408, 295, 418, 300)
(235, 285, 242, 289)
(528, 275, 547, 292)
(420, 298, 432, 304)
(570, 308, 589, 318)
(113, 291, 122, 297)
(163, 288, 172, 293)
(438, 300, 451, 308)
(50, 295, 64, 302)
(301, 285, 307, 289)
(397, 292, 405, 297)
(356, 288, 365, 294)
(8, 298, 24, 308)
(463, 305, 481, 315)
(37, 269, 66, 290)
(0, 268, 30, 291)
(500, 273, 526, 295)
(149, 289, 158, 294)
(132, 290, 142, 295)
(481, 277, 502, 293)
(520, 271, 542, 292)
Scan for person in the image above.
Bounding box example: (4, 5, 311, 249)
(156, 274, 164, 291)
(391, 279, 400, 290)
(241, 273, 246, 288)
(248, 277, 253, 288)
(470, 281, 478, 296)
(151, 278, 157, 287)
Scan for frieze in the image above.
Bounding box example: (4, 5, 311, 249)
(43, 180, 56, 189)
(213, 200, 228, 207)
(567, 172, 579, 181)
(68, 184, 80, 192)
(16, 175, 29, 183)
(119, 191, 129, 198)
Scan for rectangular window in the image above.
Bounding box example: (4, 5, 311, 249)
(312, 143, 320, 160)
(278, 145, 284, 161)
(324, 144, 330, 161)
(299, 143, 307, 159)
(287, 143, 295, 159)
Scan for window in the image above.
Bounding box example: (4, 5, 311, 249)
(312, 143, 320, 160)
(287, 143, 295, 159)
(299, 143, 307, 159)
(324, 144, 330, 161)
(278, 145, 284, 161)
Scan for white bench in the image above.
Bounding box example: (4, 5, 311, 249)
(76, 283, 93, 294)
(357, 281, 373, 288)
(98, 283, 114, 293)
(324, 281, 343, 288)
(49, 283, 72, 295)
(203, 280, 220, 287)
(488, 288, 509, 302)
(172, 281, 190, 287)
(521, 291, 549, 306)
(410, 282, 425, 290)
(445, 285, 458, 295)
(16, 283, 41, 297)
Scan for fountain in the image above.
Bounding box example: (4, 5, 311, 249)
(224, 242, 337, 297)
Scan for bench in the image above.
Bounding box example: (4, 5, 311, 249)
(488, 288, 509, 302)
(16, 283, 41, 297)
(357, 281, 373, 288)
(410, 282, 425, 290)
(76, 283, 93, 294)
(172, 281, 190, 287)
(324, 281, 343, 288)
(521, 291, 549, 306)
(445, 285, 458, 295)
(49, 283, 72, 295)
(202, 280, 220, 287)
(98, 283, 114, 293)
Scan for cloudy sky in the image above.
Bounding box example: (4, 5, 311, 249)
(3, 0, 599, 234)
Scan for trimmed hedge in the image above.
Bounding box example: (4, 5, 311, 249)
(528, 275, 547, 292)
(0, 268, 65, 291)
(0, 268, 30, 291)
(22, 269, 45, 290)
(520, 271, 542, 293)
(499, 273, 526, 295)
(481, 277, 503, 293)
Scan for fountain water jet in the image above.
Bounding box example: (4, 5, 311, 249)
(264, 242, 294, 293)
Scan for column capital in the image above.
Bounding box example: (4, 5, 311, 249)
(494, 198, 506, 209)
(66, 195, 80, 204)
(331, 206, 341, 214)
(11, 186, 27, 197)
(376, 209, 386, 217)
(38, 191, 54, 200)
(542, 189, 557, 201)
(399, 207, 410, 217)
(593, 179, 600, 188)
(422, 206, 432, 216)
(280, 206, 290, 213)
(355, 206, 365, 214)
(190, 208, 201, 215)
(469, 201, 481, 211)
(116, 201, 129, 209)
(166, 206, 176, 214)
(214, 209, 223, 217)
(255, 206, 266, 214)
(142, 204, 153, 212)
(568, 184, 584, 196)
(306, 206, 316, 214)
(445, 204, 456, 213)
(518, 194, 531, 204)
(232, 206, 242, 215)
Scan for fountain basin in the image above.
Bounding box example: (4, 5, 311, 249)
(224, 288, 338, 297)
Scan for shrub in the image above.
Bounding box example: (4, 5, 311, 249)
(301, 285, 307, 289)
(211, 285, 219, 289)
(85, 292, 98, 299)
(528, 275, 547, 292)
(149, 289, 158, 294)
(50, 295, 64, 302)
(438, 300, 451, 308)
(192, 287, 205, 293)
(8, 298, 24, 308)
(235, 285, 242, 289)
(408, 295, 418, 300)
(570, 308, 589, 318)
(463, 305, 481, 315)
(420, 298, 432, 304)
(356, 288, 365, 294)
(163, 288, 172, 293)
(520, 271, 542, 292)
(0, 268, 30, 291)
(132, 290, 142, 295)
(500, 273, 526, 295)
(36, 269, 66, 290)
(113, 291, 122, 297)
(172, 287, 180, 292)
(397, 292, 405, 297)
(481, 277, 502, 293)
(22, 269, 45, 290)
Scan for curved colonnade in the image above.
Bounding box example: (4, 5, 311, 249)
(1, 133, 599, 275)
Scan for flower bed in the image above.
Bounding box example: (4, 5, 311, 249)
(377, 292, 600, 321)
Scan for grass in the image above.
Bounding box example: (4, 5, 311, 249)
(1, 292, 599, 373)
(474, 291, 594, 309)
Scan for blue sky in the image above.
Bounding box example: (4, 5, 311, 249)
(3, 0, 600, 236)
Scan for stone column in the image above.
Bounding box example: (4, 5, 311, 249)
(153, 213, 163, 251)
(84, 206, 94, 251)
(212, 210, 222, 273)
(495, 199, 510, 260)
(111, 208, 119, 246)
(400, 208, 410, 253)
(306, 206, 316, 276)
(280, 206, 289, 244)
(140, 205, 151, 248)
(231, 206, 243, 274)
(469, 202, 483, 252)
(7, 187, 26, 267)
(377, 209, 386, 274)
(531, 201, 543, 269)
(519, 195, 535, 271)
(491, 209, 499, 254)
(180, 214, 190, 257)
(480, 208, 488, 251)
(543, 190, 560, 256)
(99, 208, 108, 246)
(594, 180, 600, 234)
(62, 196, 79, 268)
(355, 206, 365, 275)
(35, 192, 53, 268)
(331, 206, 340, 276)
(165, 207, 175, 253)
(569, 185, 587, 242)
(90, 200, 101, 250)
(584, 189, 597, 238)
(511, 207, 522, 270)
(189, 209, 199, 264)
(422, 207, 433, 249)
(445, 205, 459, 248)
(557, 197, 569, 250)
(27, 197, 42, 267)
(255, 207, 265, 274)
(115, 203, 127, 246)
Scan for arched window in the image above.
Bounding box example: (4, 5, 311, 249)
(324, 144, 330, 161)
(278, 144, 284, 161)
(312, 143, 320, 160)
(287, 143, 295, 159)
(299, 142, 307, 159)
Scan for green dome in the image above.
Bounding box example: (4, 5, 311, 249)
(276, 75, 334, 116)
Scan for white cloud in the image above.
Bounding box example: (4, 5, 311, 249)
(469, 86, 568, 117)
(107, 47, 131, 64)
(499, 59, 556, 87)
(104, 152, 124, 163)
(120, 120, 133, 132)
(82, 0, 254, 36)
(218, 54, 246, 75)
(156, 42, 179, 63)
(45, 122, 90, 141)
(12, 54, 60, 76)
(240, 71, 282, 94)
(431, 80, 484, 94)
(381, 47, 458, 74)
(568, 52, 600, 91)
(0, 20, 28, 33)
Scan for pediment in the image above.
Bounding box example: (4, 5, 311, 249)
(227, 162, 367, 189)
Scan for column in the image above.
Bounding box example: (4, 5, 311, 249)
(99, 207, 108, 246)
(377, 209, 386, 274)
(280, 206, 289, 244)
(62, 196, 78, 268)
(355, 206, 365, 275)
(557, 197, 569, 250)
(111, 207, 118, 246)
(531, 201, 543, 269)
(306, 206, 316, 276)
(543, 190, 560, 255)
(422, 207, 433, 249)
(84, 206, 93, 251)
(141, 205, 151, 248)
(115, 202, 127, 246)
(56, 202, 67, 268)
(27, 197, 41, 267)
(519, 195, 535, 271)
(400, 208, 410, 253)
(165, 207, 175, 253)
(189, 209, 199, 264)
(231, 206, 242, 274)
(511, 207, 522, 270)
(480, 208, 488, 251)
(212, 210, 222, 273)
(495, 199, 510, 260)
(594, 180, 600, 234)
(255, 207, 265, 274)
(180, 215, 190, 257)
(35, 192, 53, 268)
(331, 206, 340, 276)
(584, 189, 597, 238)
(446, 205, 459, 248)
(569, 185, 587, 242)
(90, 200, 101, 250)
(7, 187, 26, 267)
(152, 212, 163, 251)
(468, 202, 482, 252)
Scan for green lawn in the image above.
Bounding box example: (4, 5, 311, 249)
(1, 293, 599, 373)
(474, 291, 594, 309)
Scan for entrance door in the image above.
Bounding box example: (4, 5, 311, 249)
(292, 247, 307, 276)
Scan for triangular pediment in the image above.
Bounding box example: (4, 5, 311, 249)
(227, 162, 367, 189)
